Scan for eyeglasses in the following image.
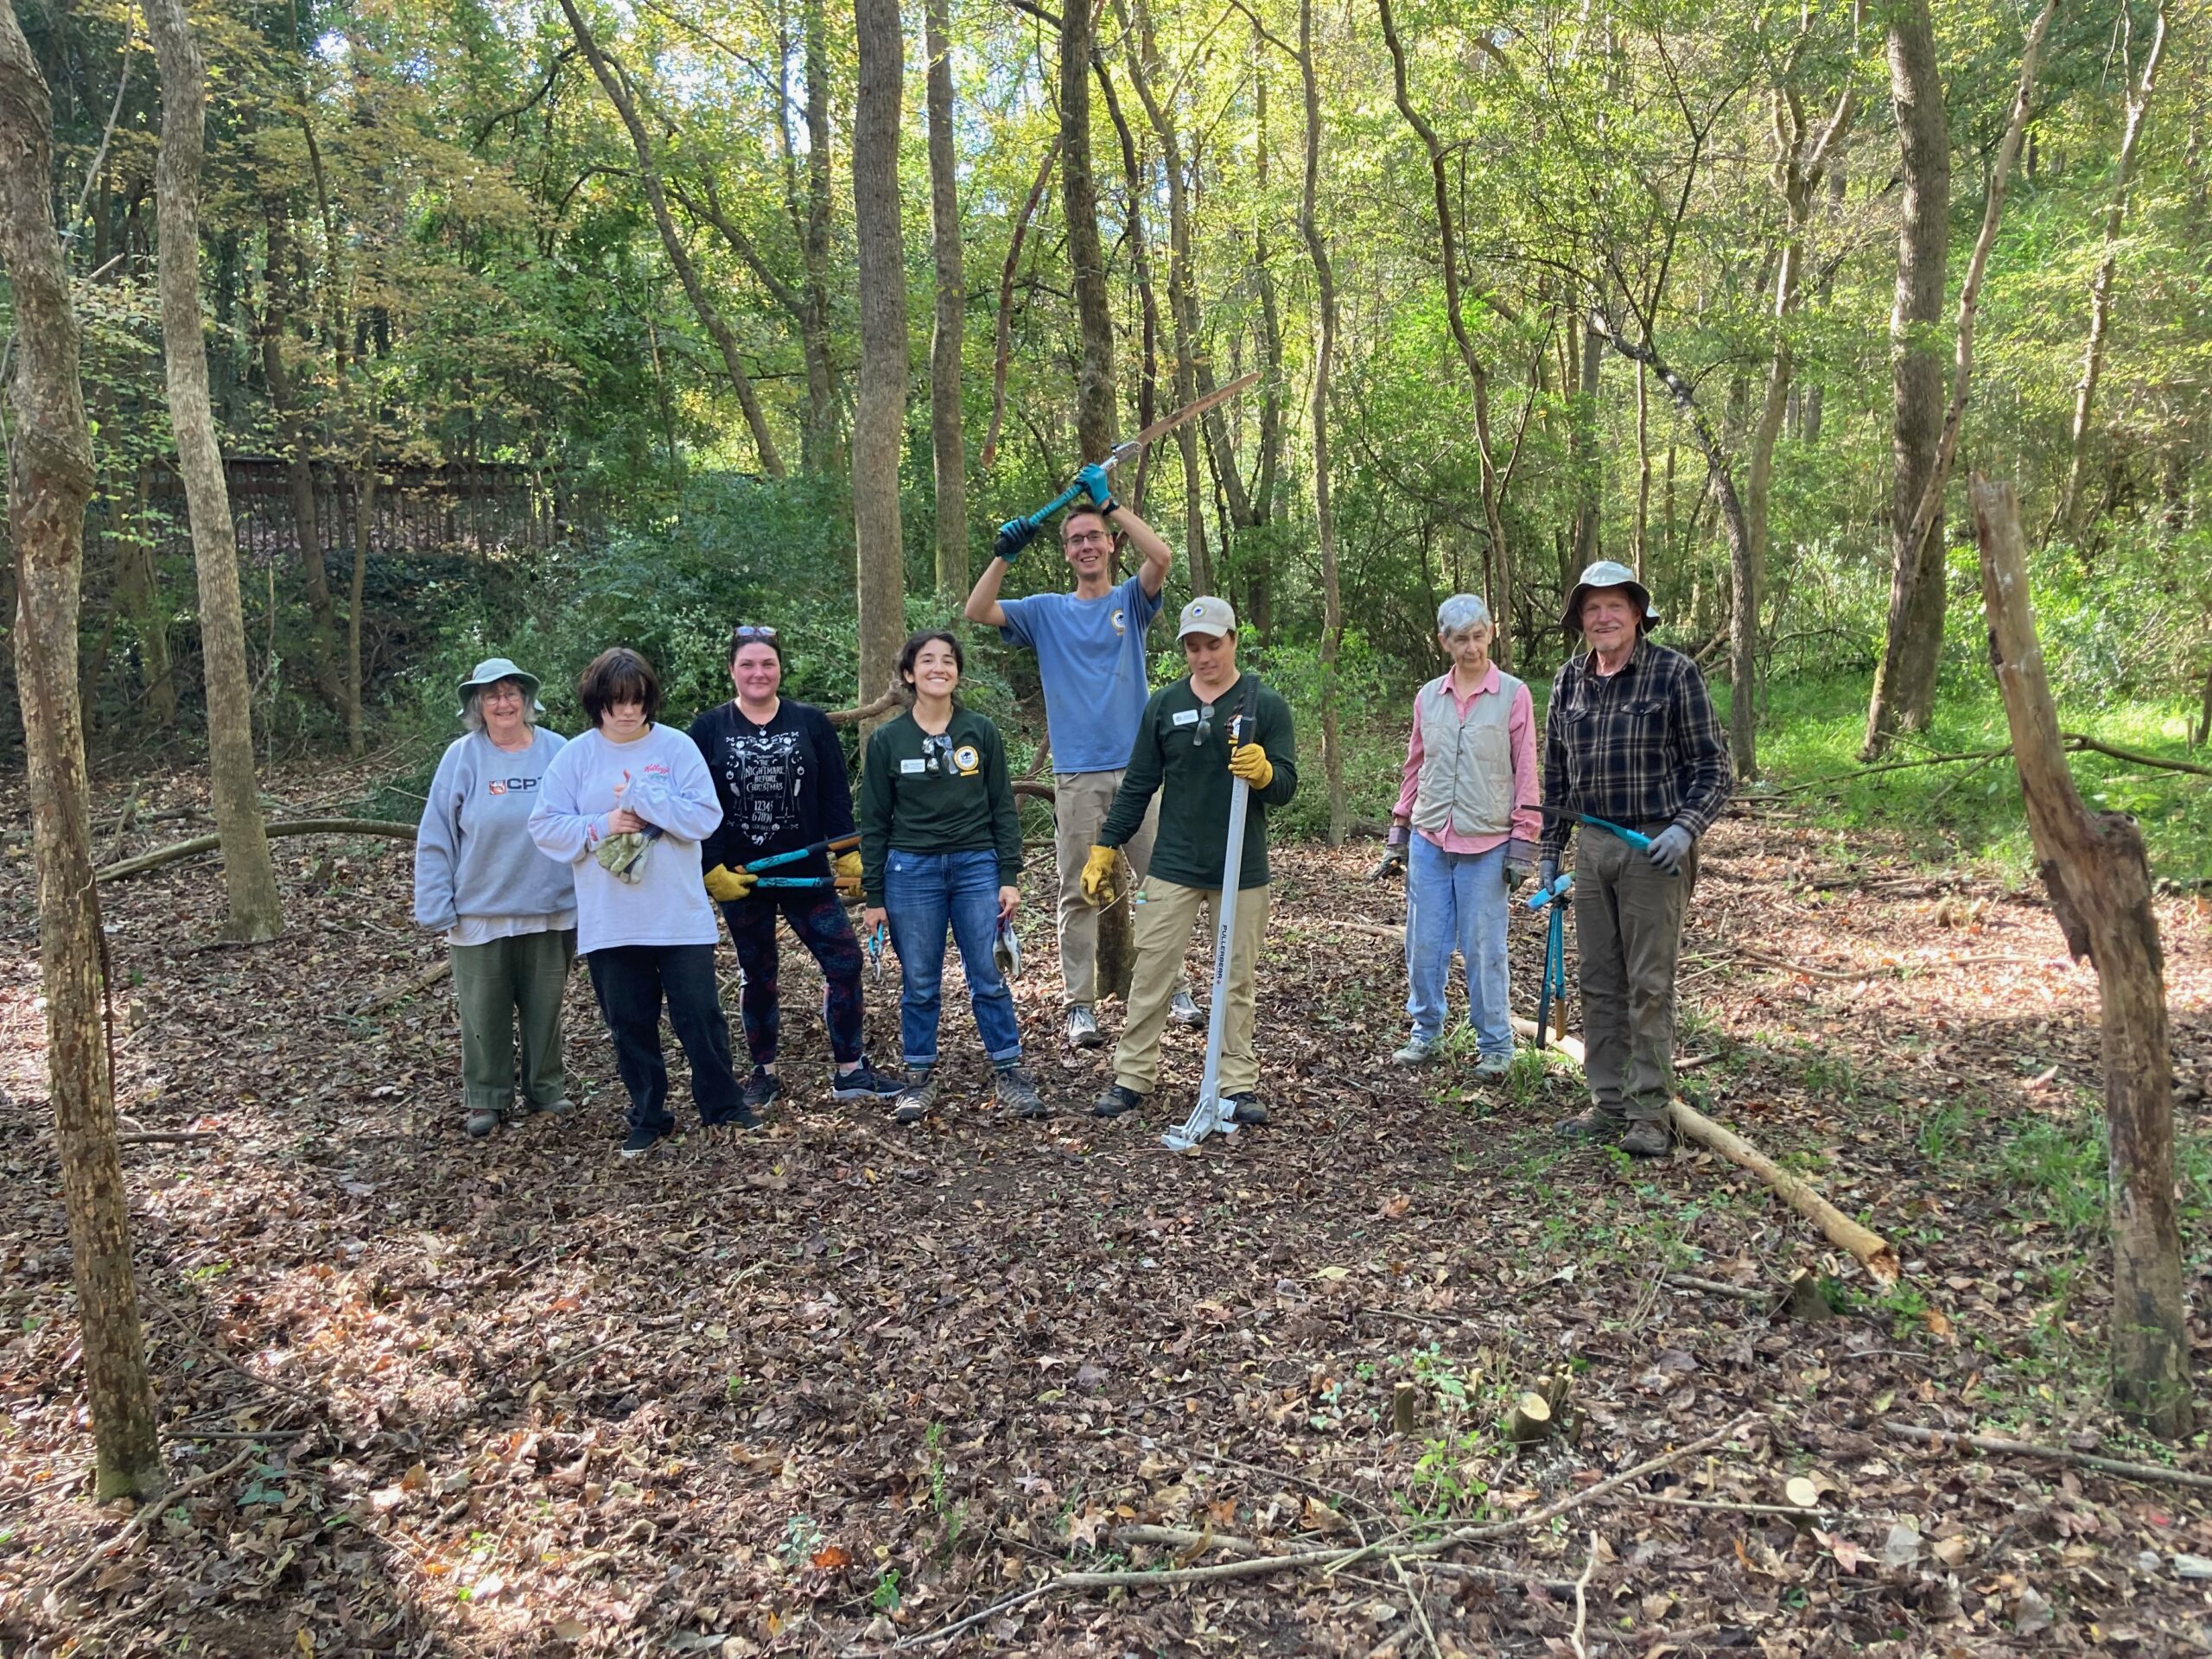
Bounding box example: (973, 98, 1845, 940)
(480, 685, 524, 704)
(920, 733, 954, 775)
(1063, 531, 1114, 549)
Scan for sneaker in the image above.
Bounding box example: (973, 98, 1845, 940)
(1168, 989, 1206, 1030)
(830, 1061, 904, 1100)
(1224, 1093, 1269, 1127)
(1065, 1005, 1104, 1049)
(741, 1068, 782, 1113)
(715, 1103, 765, 1132)
(1555, 1109, 1624, 1144)
(1092, 1082, 1147, 1119)
(996, 1065, 1048, 1118)
(1391, 1037, 1435, 1067)
(1473, 1053, 1513, 1080)
(535, 1096, 575, 1117)
(618, 1124, 670, 1158)
(465, 1105, 503, 1139)
(893, 1069, 938, 1125)
(1621, 1119, 1675, 1158)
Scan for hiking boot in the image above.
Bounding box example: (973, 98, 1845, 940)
(1391, 1036, 1435, 1067)
(1225, 1093, 1269, 1127)
(1169, 988, 1205, 1029)
(830, 1060, 904, 1100)
(618, 1123, 670, 1159)
(996, 1065, 1048, 1118)
(1092, 1082, 1147, 1119)
(1473, 1052, 1513, 1080)
(1065, 1004, 1104, 1049)
(741, 1068, 782, 1113)
(465, 1104, 503, 1139)
(893, 1069, 938, 1125)
(1555, 1109, 1624, 1143)
(1620, 1119, 1675, 1159)
(535, 1096, 575, 1117)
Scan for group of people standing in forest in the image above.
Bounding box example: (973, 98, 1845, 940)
(412, 462, 1729, 1160)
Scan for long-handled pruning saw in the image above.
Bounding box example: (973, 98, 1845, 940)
(1526, 873, 1573, 1052)
(1005, 372, 1261, 537)
(1164, 674, 1266, 1154)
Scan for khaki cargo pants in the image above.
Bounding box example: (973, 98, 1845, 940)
(1573, 825, 1695, 1125)
(1052, 770, 1160, 1006)
(1112, 876, 1270, 1098)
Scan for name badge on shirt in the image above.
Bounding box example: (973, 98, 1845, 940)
(1171, 709, 1199, 728)
(900, 757, 927, 774)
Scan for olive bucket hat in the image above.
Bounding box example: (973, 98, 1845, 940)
(456, 656, 544, 717)
(1560, 560, 1660, 638)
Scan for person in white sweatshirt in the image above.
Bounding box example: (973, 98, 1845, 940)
(529, 647, 749, 1156)
(415, 657, 577, 1140)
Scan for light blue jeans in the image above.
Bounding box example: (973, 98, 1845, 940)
(883, 849, 1024, 1070)
(1405, 836, 1512, 1058)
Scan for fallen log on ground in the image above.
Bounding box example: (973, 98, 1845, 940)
(353, 958, 453, 1016)
(1885, 1421, 2212, 1491)
(99, 818, 420, 881)
(1509, 1017, 1899, 1286)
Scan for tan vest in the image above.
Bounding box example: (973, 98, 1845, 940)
(1411, 671, 1520, 837)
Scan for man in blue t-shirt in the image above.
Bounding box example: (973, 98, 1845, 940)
(964, 471, 1200, 1049)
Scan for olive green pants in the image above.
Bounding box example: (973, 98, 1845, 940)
(1573, 827, 1694, 1124)
(451, 929, 575, 1116)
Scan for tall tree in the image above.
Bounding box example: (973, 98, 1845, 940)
(0, 0, 164, 1503)
(258, 198, 343, 715)
(146, 0, 284, 942)
(851, 0, 908, 714)
(1297, 0, 1346, 843)
(1062, 0, 1116, 460)
(925, 0, 967, 606)
(556, 0, 787, 478)
(2056, 0, 2169, 543)
(1860, 0, 1951, 757)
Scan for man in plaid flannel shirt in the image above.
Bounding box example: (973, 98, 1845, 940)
(1540, 561, 1731, 1156)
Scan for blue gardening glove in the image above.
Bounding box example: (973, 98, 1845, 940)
(1076, 461, 1116, 512)
(1538, 856, 1560, 893)
(1645, 824, 1694, 876)
(994, 518, 1038, 564)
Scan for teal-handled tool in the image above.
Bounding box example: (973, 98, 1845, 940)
(1529, 873, 1572, 1051)
(743, 832, 858, 875)
(1001, 373, 1259, 539)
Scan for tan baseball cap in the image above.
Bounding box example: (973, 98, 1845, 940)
(1176, 596, 1237, 639)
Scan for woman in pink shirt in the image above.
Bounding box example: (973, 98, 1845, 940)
(1385, 594, 1541, 1075)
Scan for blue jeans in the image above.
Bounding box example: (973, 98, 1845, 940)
(1405, 836, 1512, 1058)
(883, 849, 1023, 1069)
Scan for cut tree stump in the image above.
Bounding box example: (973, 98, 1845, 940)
(1972, 474, 2192, 1439)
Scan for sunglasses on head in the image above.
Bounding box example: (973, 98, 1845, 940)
(732, 624, 779, 645)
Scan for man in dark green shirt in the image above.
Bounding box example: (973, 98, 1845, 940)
(1082, 597, 1297, 1124)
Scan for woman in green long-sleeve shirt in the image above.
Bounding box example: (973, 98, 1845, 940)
(859, 631, 1039, 1124)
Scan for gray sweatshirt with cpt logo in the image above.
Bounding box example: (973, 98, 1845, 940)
(414, 728, 577, 931)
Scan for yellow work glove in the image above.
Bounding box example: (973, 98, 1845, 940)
(1078, 843, 1122, 907)
(833, 850, 862, 897)
(703, 863, 757, 903)
(1227, 742, 1274, 791)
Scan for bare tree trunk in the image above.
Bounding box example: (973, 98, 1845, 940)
(1061, 0, 1116, 461)
(2058, 2, 2169, 542)
(118, 467, 176, 728)
(260, 197, 342, 713)
(1631, 362, 1651, 579)
(346, 434, 375, 759)
(1298, 0, 1345, 845)
(799, 0, 840, 475)
(146, 0, 283, 942)
(1095, 54, 1162, 512)
(1569, 314, 1603, 571)
(1862, 0, 1951, 757)
(1972, 476, 2193, 1440)
(851, 0, 907, 726)
(925, 0, 967, 607)
(1374, 0, 1511, 668)
(980, 137, 1059, 471)
(556, 0, 785, 478)
(0, 0, 165, 1503)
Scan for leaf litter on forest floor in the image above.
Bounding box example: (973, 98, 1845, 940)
(0, 774, 2209, 1653)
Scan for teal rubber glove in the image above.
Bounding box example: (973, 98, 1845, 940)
(1076, 462, 1116, 512)
(994, 518, 1038, 563)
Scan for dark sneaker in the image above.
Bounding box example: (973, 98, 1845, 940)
(1555, 1109, 1624, 1143)
(741, 1068, 782, 1113)
(1621, 1119, 1675, 1158)
(715, 1103, 765, 1132)
(893, 1069, 938, 1125)
(1065, 1005, 1104, 1049)
(1092, 1083, 1147, 1119)
(830, 1060, 904, 1100)
(1225, 1094, 1269, 1127)
(618, 1124, 670, 1159)
(465, 1105, 503, 1139)
(535, 1096, 575, 1117)
(996, 1065, 1048, 1117)
(1168, 989, 1206, 1030)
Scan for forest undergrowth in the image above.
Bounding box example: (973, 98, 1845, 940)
(2, 762, 2211, 1656)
